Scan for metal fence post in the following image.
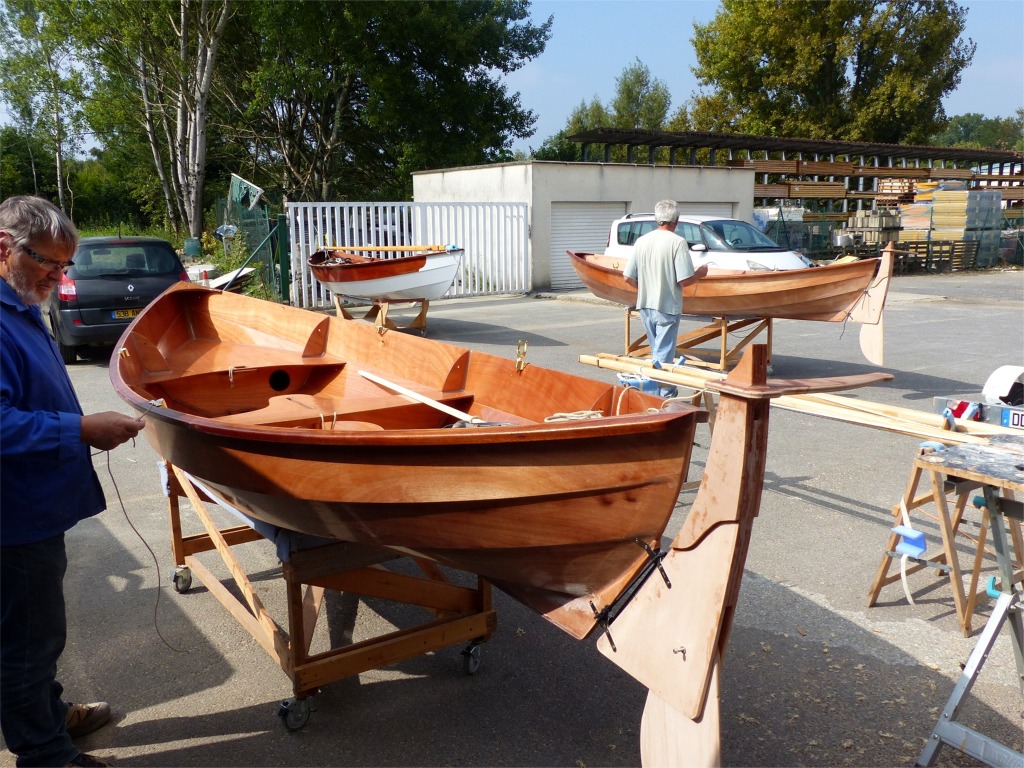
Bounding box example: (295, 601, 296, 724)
(276, 214, 290, 304)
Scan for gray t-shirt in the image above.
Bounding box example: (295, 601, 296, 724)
(623, 228, 695, 314)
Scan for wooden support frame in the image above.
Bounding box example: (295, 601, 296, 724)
(164, 463, 496, 704)
(867, 448, 1024, 636)
(625, 308, 772, 372)
(334, 295, 430, 335)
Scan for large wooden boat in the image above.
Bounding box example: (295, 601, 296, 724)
(111, 284, 893, 764)
(566, 247, 893, 325)
(110, 283, 705, 640)
(308, 244, 462, 301)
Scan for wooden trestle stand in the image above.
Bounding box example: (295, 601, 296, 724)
(334, 295, 430, 335)
(162, 461, 495, 729)
(867, 444, 1024, 637)
(624, 307, 772, 372)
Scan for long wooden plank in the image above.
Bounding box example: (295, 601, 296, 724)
(579, 354, 1003, 445)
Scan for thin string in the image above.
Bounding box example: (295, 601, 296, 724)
(101, 450, 188, 654)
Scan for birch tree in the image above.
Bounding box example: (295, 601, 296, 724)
(0, 0, 88, 213)
(58, 0, 233, 235)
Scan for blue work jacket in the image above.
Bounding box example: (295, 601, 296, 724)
(0, 279, 105, 545)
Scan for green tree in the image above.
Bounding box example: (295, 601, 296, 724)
(219, 0, 551, 201)
(534, 97, 610, 160)
(0, 125, 57, 200)
(931, 110, 1024, 151)
(689, 0, 975, 143)
(0, 0, 89, 212)
(536, 60, 671, 161)
(55, 0, 235, 235)
(610, 59, 671, 131)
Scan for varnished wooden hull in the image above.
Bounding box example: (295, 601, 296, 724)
(309, 247, 462, 301)
(110, 284, 702, 639)
(567, 250, 891, 323)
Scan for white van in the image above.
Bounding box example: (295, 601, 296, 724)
(606, 213, 814, 271)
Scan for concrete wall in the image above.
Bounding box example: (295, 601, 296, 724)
(413, 160, 755, 289)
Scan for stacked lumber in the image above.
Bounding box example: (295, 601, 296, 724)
(987, 186, 1024, 200)
(845, 210, 901, 244)
(930, 167, 975, 180)
(913, 180, 967, 203)
(898, 201, 932, 232)
(798, 160, 855, 176)
(787, 181, 847, 198)
(754, 183, 789, 198)
(751, 159, 800, 174)
(854, 166, 931, 178)
(876, 178, 916, 206)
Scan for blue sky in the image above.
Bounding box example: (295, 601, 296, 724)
(503, 0, 1024, 154)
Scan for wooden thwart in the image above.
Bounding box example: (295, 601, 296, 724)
(164, 463, 495, 706)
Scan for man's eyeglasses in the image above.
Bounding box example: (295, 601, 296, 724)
(21, 245, 74, 273)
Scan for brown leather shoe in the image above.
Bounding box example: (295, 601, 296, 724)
(67, 752, 112, 767)
(65, 702, 112, 738)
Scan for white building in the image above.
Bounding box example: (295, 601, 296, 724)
(413, 160, 755, 290)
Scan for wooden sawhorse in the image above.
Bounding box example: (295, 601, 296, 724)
(908, 437, 1024, 766)
(625, 308, 772, 372)
(163, 462, 496, 729)
(334, 295, 431, 335)
(867, 442, 1024, 636)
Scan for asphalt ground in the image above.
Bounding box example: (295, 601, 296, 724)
(2, 268, 1023, 767)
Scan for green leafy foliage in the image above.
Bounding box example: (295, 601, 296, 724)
(930, 109, 1024, 151)
(689, 0, 976, 143)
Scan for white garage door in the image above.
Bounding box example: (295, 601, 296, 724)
(549, 202, 627, 289)
(679, 202, 735, 217)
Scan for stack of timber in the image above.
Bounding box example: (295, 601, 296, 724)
(798, 160, 855, 176)
(845, 210, 901, 245)
(875, 178, 916, 206)
(787, 181, 848, 199)
(754, 183, 790, 198)
(897, 185, 1004, 266)
(578, 354, 1009, 446)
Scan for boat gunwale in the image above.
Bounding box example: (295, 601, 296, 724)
(117, 394, 700, 447)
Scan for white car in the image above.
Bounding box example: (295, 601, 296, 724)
(605, 213, 814, 271)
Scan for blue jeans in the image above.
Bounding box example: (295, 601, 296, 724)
(639, 308, 681, 365)
(1, 535, 78, 766)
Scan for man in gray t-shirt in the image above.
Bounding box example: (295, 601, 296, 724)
(624, 200, 708, 371)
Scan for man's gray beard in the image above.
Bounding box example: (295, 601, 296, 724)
(3, 271, 50, 306)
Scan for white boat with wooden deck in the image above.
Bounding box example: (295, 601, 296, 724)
(308, 244, 462, 301)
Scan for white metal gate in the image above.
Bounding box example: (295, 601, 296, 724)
(549, 202, 627, 290)
(287, 201, 530, 310)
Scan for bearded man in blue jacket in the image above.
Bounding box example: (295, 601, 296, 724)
(1, 196, 143, 767)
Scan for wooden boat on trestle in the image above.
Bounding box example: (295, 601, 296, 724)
(566, 247, 893, 324)
(110, 283, 704, 640)
(110, 283, 892, 764)
(308, 244, 463, 301)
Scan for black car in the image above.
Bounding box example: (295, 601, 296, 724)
(48, 236, 190, 363)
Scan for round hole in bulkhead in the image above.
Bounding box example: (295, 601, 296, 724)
(269, 369, 291, 392)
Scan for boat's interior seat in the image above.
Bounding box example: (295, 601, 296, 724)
(216, 391, 482, 429)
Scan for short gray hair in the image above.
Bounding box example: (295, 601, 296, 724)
(654, 200, 679, 225)
(0, 195, 79, 253)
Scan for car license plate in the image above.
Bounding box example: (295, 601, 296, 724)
(113, 308, 142, 319)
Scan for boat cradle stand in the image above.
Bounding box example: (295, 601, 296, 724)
(334, 295, 431, 335)
(161, 461, 496, 730)
(624, 307, 772, 372)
